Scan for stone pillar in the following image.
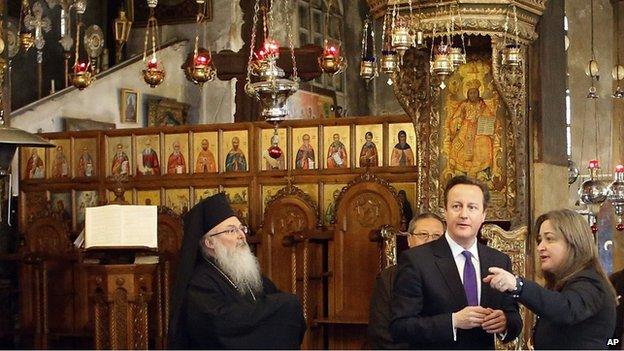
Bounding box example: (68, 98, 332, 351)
(531, 0, 568, 220)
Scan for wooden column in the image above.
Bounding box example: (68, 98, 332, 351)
(85, 264, 156, 350)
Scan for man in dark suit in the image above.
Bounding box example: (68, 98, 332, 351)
(390, 175, 522, 349)
(368, 213, 445, 349)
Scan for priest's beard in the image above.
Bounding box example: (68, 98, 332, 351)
(210, 238, 263, 296)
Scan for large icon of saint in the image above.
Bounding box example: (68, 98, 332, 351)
(445, 78, 499, 180)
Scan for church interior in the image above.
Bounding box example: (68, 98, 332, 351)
(0, 0, 623, 349)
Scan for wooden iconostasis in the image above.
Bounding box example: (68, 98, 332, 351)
(18, 115, 419, 236)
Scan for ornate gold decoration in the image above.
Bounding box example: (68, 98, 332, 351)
(367, 1, 547, 45)
(491, 38, 527, 225)
(481, 224, 529, 350)
(379, 224, 400, 268)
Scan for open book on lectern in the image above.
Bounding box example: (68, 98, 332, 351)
(84, 205, 158, 249)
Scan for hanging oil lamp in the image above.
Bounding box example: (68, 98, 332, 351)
(578, 159, 608, 209)
(319, 42, 346, 75)
(501, 4, 523, 68)
(142, 0, 165, 88)
(379, 12, 397, 76)
(608, 165, 624, 217)
(585, 0, 599, 99)
(319, 0, 346, 75)
(245, 0, 298, 125)
(360, 17, 378, 82)
(71, 4, 94, 90)
(430, 43, 453, 88)
(391, 17, 412, 58)
(183, 0, 216, 86)
(448, 47, 465, 69)
(448, 3, 466, 69)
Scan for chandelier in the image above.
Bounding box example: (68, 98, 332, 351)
(181, 0, 216, 86)
(244, 0, 299, 125)
(71, 1, 94, 90)
(142, 0, 165, 88)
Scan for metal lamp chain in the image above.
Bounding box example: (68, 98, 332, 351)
(503, 3, 510, 47)
(381, 11, 387, 50)
(302, 242, 309, 321)
(291, 246, 297, 294)
(457, 0, 467, 62)
(512, 4, 519, 45)
(285, 0, 298, 80)
(74, 14, 82, 66)
(246, 0, 261, 85)
(361, 19, 368, 59)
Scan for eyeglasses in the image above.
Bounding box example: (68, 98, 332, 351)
(209, 224, 248, 237)
(410, 232, 442, 241)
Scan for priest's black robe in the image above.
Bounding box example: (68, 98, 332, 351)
(181, 258, 306, 349)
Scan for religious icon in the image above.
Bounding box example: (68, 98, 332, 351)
(443, 60, 502, 186)
(260, 128, 287, 171)
(23, 192, 47, 226)
(49, 140, 71, 178)
(193, 132, 218, 173)
(22, 147, 45, 179)
(121, 88, 139, 123)
(136, 134, 161, 175)
(76, 190, 99, 228)
(261, 185, 282, 213)
(389, 127, 415, 167)
(324, 126, 349, 169)
(356, 124, 382, 168)
(392, 183, 417, 230)
(111, 143, 130, 176)
(107, 136, 132, 177)
(323, 184, 345, 224)
(137, 189, 161, 206)
(194, 187, 219, 204)
(74, 138, 97, 178)
(222, 131, 248, 172)
(165, 134, 189, 174)
(50, 192, 72, 222)
(223, 187, 249, 223)
(166, 188, 190, 214)
(293, 127, 318, 170)
(326, 134, 348, 168)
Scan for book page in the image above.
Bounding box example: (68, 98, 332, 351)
(85, 205, 122, 248)
(121, 205, 158, 248)
(476, 115, 495, 136)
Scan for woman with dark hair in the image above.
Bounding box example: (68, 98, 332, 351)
(485, 209, 617, 349)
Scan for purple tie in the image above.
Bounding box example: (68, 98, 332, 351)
(462, 251, 478, 306)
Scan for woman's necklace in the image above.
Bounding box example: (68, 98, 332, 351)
(205, 258, 256, 302)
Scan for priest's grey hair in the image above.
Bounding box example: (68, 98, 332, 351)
(200, 234, 263, 295)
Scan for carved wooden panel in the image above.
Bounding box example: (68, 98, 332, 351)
(482, 224, 530, 350)
(327, 173, 402, 348)
(152, 206, 183, 349)
(19, 215, 81, 349)
(259, 184, 322, 348)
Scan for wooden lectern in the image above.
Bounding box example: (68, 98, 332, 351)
(84, 262, 156, 350)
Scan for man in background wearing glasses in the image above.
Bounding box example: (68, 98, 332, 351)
(368, 213, 445, 349)
(168, 193, 306, 349)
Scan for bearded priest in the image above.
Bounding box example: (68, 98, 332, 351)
(168, 193, 306, 349)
